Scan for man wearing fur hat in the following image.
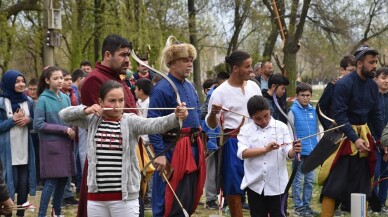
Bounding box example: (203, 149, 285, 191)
(147, 37, 206, 216)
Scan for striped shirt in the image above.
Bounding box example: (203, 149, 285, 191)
(94, 119, 123, 193)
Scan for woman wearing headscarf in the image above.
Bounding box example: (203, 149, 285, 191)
(0, 70, 36, 217)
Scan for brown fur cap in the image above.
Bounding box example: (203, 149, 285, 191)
(162, 43, 197, 66)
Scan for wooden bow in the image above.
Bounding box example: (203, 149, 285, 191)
(131, 51, 183, 175)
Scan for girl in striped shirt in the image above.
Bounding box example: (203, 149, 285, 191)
(59, 80, 187, 216)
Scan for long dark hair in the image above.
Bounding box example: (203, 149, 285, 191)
(37, 66, 63, 96)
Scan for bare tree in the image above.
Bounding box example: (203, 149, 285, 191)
(226, 0, 253, 55)
(349, 0, 388, 53)
(0, 0, 40, 20)
(188, 0, 204, 102)
(0, 0, 41, 73)
(263, 0, 312, 96)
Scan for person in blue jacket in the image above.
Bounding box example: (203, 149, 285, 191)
(287, 82, 319, 217)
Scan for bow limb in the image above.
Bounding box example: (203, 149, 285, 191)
(132, 51, 183, 175)
(273, 86, 299, 217)
(317, 104, 336, 125)
(273, 86, 297, 141)
(141, 134, 182, 176)
(131, 51, 183, 128)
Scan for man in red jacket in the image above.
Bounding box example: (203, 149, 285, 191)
(78, 34, 138, 217)
(81, 34, 137, 111)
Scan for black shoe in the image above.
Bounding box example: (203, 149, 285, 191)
(206, 200, 219, 210)
(63, 196, 78, 206)
(242, 202, 250, 210)
(143, 200, 152, 210)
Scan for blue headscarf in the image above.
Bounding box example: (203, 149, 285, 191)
(0, 70, 28, 113)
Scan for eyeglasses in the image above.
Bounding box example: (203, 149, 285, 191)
(298, 94, 311, 98)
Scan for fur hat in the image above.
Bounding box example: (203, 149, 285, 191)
(161, 40, 197, 67)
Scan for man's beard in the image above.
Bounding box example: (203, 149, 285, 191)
(361, 65, 375, 79)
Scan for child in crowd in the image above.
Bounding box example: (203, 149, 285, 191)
(0, 70, 36, 217)
(261, 73, 290, 124)
(27, 78, 42, 189)
(288, 82, 319, 216)
(62, 70, 78, 106)
(59, 80, 187, 216)
(71, 68, 86, 104)
(237, 95, 301, 216)
(134, 78, 154, 209)
(61, 69, 79, 206)
(199, 78, 219, 209)
(134, 79, 152, 125)
(33, 66, 76, 217)
(371, 67, 388, 211)
(26, 78, 39, 104)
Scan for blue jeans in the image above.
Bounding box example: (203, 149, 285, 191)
(75, 142, 82, 191)
(63, 176, 74, 198)
(12, 165, 29, 216)
(38, 177, 68, 217)
(373, 149, 388, 206)
(292, 158, 315, 210)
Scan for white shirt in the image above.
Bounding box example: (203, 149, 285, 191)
(206, 80, 261, 129)
(136, 97, 149, 118)
(237, 117, 293, 196)
(136, 97, 150, 144)
(5, 99, 29, 165)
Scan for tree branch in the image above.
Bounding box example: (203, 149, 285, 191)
(0, 0, 41, 19)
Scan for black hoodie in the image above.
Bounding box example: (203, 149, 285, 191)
(262, 89, 288, 124)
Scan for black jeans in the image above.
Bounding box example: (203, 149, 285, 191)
(247, 187, 283, 217)
(12, 165, 29, 216)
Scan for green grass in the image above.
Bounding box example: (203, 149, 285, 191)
(22, 183, 387, 217)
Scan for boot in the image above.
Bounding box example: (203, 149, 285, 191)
(226, 195, 243, 217)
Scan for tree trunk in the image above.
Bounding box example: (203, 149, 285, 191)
(93, 0, 102, 62)
(262, 21, 279, 61)
(283, 49, 297, 97)
(188, 0, 203, 102)
(226, 0, 252, 56)
(2, 0, 40, 20)
(70, 0, 83, 70)
(263, 0, 311, 98)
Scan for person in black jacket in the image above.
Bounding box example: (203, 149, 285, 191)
(261, 73, 290, 124)
(317, 55, 356, 130)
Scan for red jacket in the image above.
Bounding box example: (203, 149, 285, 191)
(81, 62, 137, 113)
